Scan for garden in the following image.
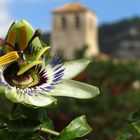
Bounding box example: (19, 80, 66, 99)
(49, 59, 140, 139)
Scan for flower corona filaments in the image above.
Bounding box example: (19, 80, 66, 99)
(0, 20, 99, 107)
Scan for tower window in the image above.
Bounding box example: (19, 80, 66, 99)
(75, 15, 80, 29)
(61, 16, 66, 30)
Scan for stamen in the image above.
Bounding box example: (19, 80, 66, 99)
(18, 51, 26, 65)
(0, 51, 19, 66)
(17, 46, 50, 75)
(17, 60, 42, 76)
(34, 47, 50, 61)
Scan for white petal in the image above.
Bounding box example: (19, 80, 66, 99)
(5, 87, 57, 107)
(50, 79, 99, 99)
(63, 59, 91, 79)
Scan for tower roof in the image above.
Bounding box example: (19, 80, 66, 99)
(53, 3, 88, 13)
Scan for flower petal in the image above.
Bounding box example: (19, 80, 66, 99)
(50, 79, 100, 99)
(63, 59, 91, 79)
(5, 87, 57, 107)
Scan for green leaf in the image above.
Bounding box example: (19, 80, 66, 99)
(130, 109, 140, 134)
(132, 122, 140, 135)
(0, 113, 8, 123)
(7, 117, 40, 132)
(116, 133, 132, 140)
(50, 79, 100, 99)
(42, 118, 54, 130)
(41, 118, 54, 140)
(0, 129, 45, 140)
(54, 115, 92, 140)
(63, 59, 91, 79)
(20, 106, 48, 123)
(0, 129, 16, 140)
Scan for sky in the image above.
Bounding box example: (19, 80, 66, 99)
(0, 0, 140, 37)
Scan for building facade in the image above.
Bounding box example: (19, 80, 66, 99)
(51, 3, 99, 59)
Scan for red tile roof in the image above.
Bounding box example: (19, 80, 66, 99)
(53, 3, 87, 13)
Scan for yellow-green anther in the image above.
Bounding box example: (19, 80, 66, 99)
(17, 61, 42, 76)
(34, 46, 50, 61)
(0, 51, 19, 66)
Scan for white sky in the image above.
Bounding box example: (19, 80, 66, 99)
(0, 0, 12, 37)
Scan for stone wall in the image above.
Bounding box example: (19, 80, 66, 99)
(51, 10, 99, 59)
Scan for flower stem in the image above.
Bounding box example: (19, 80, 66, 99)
(40, 127, 60, 136)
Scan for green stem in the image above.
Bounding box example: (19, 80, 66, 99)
(40, 127, 60, 136)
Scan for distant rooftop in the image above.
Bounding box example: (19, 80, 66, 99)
(53, 3, 90, 13)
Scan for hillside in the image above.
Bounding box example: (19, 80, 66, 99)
(40, 17, 140, 59)
(99, 17, 140, 59)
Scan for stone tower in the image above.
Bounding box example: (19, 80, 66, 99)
(51, 3, 99, 59)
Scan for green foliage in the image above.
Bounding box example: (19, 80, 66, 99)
(130, 109, 140, 135)
(0, 105, 92, 140)
(0, 19, 97, 140)
(7, 118, 40, 132)
(115, 109, 140, 139)
(116, 133, 132, 140)
(88, 60, 140, 85)
(75, 44, 88, 59)
(0, 59, 139, 139)
(20, 106, 48, 123)
(99, 17, 140, 57)
(50, 60, 140, 139)
(54, 115, 92, 140)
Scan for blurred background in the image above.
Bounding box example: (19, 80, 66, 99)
(0, 0, 140, 139)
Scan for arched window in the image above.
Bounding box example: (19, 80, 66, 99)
(75, 15, 80, 29)
(61, 16, 66, 30)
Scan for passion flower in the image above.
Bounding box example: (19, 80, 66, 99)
(0, 20, 99, 107)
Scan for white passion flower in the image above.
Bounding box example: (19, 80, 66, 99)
(0, 20, 99, 107)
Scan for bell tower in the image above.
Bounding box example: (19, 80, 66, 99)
(51, 3, 99, 59)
